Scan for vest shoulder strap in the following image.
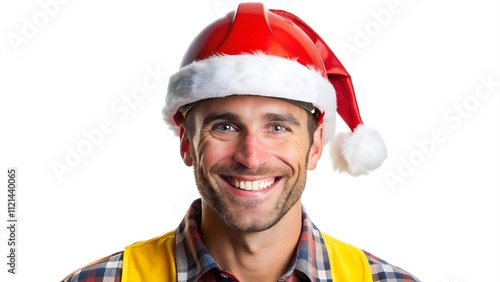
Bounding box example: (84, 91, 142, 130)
(123, 230, 177, 282)
(321, 232, 373, 282)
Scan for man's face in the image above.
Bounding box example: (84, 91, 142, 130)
(181, 95, 323, 232)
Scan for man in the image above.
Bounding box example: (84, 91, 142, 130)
(62, 3, 420, 281)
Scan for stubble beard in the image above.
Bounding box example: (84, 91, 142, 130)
(192, 160, 308, 233)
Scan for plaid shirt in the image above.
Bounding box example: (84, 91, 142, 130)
(62, 199, 420, 281)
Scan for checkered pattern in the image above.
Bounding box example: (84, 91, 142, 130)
(365, 251, 421, 281)
(62, 251, 122, 282)
(61, 199, 420, 281)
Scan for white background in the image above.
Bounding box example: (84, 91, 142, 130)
(1, 0, 499, 281)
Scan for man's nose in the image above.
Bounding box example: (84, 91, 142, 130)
(233, 132, 270, 169)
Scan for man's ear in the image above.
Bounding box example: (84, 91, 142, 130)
(179, 126, 193, 166)
(307, 123, 324, 170)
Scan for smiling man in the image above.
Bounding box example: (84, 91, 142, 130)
(62, 3, 420, 282)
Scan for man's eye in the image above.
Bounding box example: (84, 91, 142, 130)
(213, 123, 236, 132)
(269, 124, 289, 132)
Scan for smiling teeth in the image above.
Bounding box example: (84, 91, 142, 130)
(231, 178, 275, 191)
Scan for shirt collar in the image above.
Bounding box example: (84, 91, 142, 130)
(174, 199, 332, 282)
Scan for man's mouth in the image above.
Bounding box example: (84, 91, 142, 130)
(224, 176, 278, 191)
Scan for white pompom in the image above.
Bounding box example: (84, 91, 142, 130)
(331, 124, 387, 176)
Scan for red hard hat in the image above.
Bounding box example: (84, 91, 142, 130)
(178, 3, 362, 130)
(180, 3, 326, 76)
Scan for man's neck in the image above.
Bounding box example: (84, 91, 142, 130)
(200, 201, 303, 282)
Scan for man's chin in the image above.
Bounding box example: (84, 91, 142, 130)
(222, 216, 280, 233)
(217, 202, 294, 233)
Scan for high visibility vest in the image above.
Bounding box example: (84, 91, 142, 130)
(122, 230, 373, 281)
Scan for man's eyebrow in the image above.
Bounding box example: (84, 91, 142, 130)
(202, 113, 240, 126)
(201, 112, 302, 127)
(263, 113, 301, 127)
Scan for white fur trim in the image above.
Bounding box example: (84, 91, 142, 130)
(163, 53, 337, 142)
(331, 124, 387, 176)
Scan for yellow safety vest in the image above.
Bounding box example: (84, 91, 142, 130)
(122, 230, 373, 281)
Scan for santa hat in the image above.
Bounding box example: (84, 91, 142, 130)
(163, 3, 387, 176)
